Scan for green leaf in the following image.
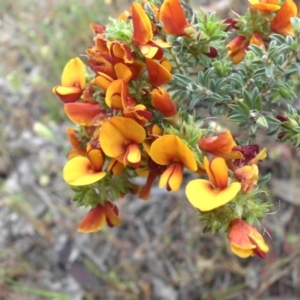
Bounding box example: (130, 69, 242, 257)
(228, 113, 248, 122)
(257, 116, 269, 128)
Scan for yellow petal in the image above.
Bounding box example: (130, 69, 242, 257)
(204, 157, 228, 189)
(159, 162, 183, 191)
(150, 135, 197, 171)
(186, 179, 241, 211)
(105, 79, 123, 109)
(93, 73, 113, 90)
(114, 63, 132, 83)
(87, 148, 105, 172)
(100, 117, 146, 158)
(230, 243, 254, 258)
(63, 157, 106, 186)
(61, 57, 86, 89)
(125, 143, 141, 164)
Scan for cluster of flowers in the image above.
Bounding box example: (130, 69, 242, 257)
(52, 0, 298, 259)
(226, 0, 297, 63)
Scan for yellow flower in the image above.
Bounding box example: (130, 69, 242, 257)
(99, 117, 146, 167)
(52, 57, 86, 103)
(248, 0, 280, 12)
(150, 135, 197, 191)
(63, 147, 106, 186)
(186, 157, 241, 211)
(228, 219, 269, 259)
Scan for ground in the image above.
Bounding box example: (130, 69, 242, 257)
(1, 0, 300, 299)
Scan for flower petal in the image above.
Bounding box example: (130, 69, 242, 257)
(125, 143, 141, 165)
(186, 179, 241, 211)
(78, 204, 106, 232)
(100, 117, 146, 158)
(160, 0, 190, 36)
(132, 2, 153, 45)
(64, 102, 105, 126)
(271, 0, 297, 36)
(159, 162, 183, 191)
(204, 157, 228, 189)
(52, 86, 83, 103)
(230, 243, 255, 258)
(63, 157, 106, 186)
(103, 202, 122, 227)
(150, 135, 197, 171)
(146, 58, 172, 87)
(61, 57, 86, 89)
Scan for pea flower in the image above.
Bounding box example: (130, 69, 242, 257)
(151, 87, 177, 117)
(271, 0, 297, 36)
(226, 36, 248, 64)
(78, 201, 122, 233)
(63, 147, 106, 186)
(99, 117, 146, 168)
(52, 57, 86, 103)
(186, 157, 241, 211)
(132, 2, 169, 59)
(228, 219, 269, 259)
(249, 32, 266, 50)
(198, 130, 243, 159)
(150, 135, 197, 191)
(64, 102, 108, 126)
(234, 148, 267, 193)
(146, 57, 172, 87)
(248, 0, 280, 12)
(159, 0, 191, 36)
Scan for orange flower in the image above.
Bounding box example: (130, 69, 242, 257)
(186, 157, 241, 211)
(132, 2, 169, 59)
(159, 0, 191, 36)
(78, 201, 122, 233)
(228, 219, 269, 259)
(234, 164, 259, 193)
(105, 79, 135, 109)
(99, 117, 146, 167)
(52, 57, 86, 103)
(271, 0, 297, 36)
(146, 57, 172, 87)
(66, 127, 87, 159)
(149, 135, 197, 191)
(64, 102, 108, 126)
(234, 148, 266, 193)
(123, 104, 153, 126)
(248, 0, 280, 12)
(226, 36, 249, 64)
(250, 32, 266, 50)
(63, 147, 106, 186)
(151, 87, 177, 117)
(198, 130, 243, 159)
